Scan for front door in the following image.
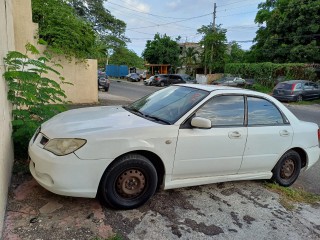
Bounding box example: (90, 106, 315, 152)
(172, 95, 247, 179)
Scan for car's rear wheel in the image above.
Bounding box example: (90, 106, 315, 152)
(160, 81, 165, 87)
(98, 154, 157, 209)
(271, 150, 301, 187)
(296, 95, 303, 102)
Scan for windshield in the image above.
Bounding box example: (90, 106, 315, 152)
(125, 86, 209, 124)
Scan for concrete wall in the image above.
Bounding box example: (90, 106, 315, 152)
(0, 0, 15, 236)
(12, 0, 98, 104)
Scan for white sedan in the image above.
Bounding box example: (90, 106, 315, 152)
(29, 84, 320, 209)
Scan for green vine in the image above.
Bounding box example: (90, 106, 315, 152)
(3, 43, 71, 158)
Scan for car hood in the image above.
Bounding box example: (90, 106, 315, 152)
(41, 106, 158, 138)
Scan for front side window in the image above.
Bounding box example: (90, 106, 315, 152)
(247, 97, 285, 125)
(195, 95, 245, 126)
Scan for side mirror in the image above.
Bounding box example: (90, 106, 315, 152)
(191, 117, 211, 129)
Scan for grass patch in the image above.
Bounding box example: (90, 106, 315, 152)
(291, 98, 320, 105)
(265, 182, 320, 210)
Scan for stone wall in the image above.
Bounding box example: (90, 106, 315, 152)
(0, 0, 15, 236)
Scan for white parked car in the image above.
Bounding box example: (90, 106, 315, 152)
(29, 84, 320, 209)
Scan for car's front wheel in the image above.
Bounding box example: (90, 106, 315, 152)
(98, 154, 158, 209)
(271, 150, 301, 187)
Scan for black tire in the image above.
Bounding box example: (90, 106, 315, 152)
(296, 95, 303, 102)
(272, 150, 301, 187)
(160, 81, 165, 87)
(104, 87, 109, 92)
(98, 154, 158, 209)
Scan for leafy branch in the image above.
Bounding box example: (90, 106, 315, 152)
(3, 42, 71, 158)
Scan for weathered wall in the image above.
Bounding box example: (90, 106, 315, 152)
(12, 0, 98, 104)
(0, 0, 15, 236)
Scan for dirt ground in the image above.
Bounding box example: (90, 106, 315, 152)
(3, 167, 320, 240)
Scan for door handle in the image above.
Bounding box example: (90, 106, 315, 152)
(280, 130, 290, 137)
(229, 131, 241, 139)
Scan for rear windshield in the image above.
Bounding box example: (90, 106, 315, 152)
(275, 83, 292, 90)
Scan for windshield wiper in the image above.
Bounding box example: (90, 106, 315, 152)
(123, 106, 170, 125)
(144, 115, 171, 125)
(123, 106, 144, 116)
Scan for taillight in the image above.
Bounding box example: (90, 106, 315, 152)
(291, 83, 296, 94)
(318, 129, 320, 142)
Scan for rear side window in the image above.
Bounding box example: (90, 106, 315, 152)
(294, 83, 302, 90)
(247, 97, 285, 125)
(196, 95, 245, 126)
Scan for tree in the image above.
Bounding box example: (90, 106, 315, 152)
(180, 47, 199, 75)
(197, 24, 228, 73)
(252, 0, 320, 63)
(32, 0, 129, 60)
(142, 33, 180, 67)
(109, 47, 144, 68)
(67, 0, 129, 50)
(225, 42, 246, 63)
(32, 0, 100, 59)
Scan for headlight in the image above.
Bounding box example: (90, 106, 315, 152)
(44, 138, 86, 156)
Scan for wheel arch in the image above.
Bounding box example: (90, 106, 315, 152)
(290, 147, 307, 168)
(272, 147, 307, 171)
(98, 150, 166, 193)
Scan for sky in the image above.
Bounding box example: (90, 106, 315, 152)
(104, 0, 263, 56)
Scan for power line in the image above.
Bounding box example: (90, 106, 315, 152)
(127, 13, 213, 30)
(107, 1, 190, 20)
(217, 10, 258, 18)
(218, 0, 255, 7)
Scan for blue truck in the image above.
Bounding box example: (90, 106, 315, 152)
(105, 65, 129, 78)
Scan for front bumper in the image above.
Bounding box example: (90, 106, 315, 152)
(28, 133, 113, 198)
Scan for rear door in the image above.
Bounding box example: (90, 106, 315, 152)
(239, 96, 293, 174)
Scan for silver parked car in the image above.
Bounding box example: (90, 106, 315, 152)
(212, 77, 246, 87)
(272, 80, 320, 102)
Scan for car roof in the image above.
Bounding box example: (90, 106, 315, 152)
(175, 83, 272, 97)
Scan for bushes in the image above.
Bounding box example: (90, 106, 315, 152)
(225, 63, 317, 87)
(3, 43, 70, 159)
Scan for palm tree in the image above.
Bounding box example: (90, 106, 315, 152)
(180, 47, 199, 75)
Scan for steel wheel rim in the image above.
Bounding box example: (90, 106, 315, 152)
(280, 159, 295, 179)
(116, 169, 146, 199)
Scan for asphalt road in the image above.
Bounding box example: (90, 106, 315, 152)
(105, 79, 320, 194)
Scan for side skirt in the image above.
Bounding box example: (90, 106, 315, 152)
(163, 172, 273, 190)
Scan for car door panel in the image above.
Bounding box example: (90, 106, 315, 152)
(239, 125, 293, 173)
(173, 127, 247, 179)
(172, 95, 247, 179)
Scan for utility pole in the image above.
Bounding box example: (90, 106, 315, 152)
(213, 3, 217, 31)
(208, 2, 217, 74)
